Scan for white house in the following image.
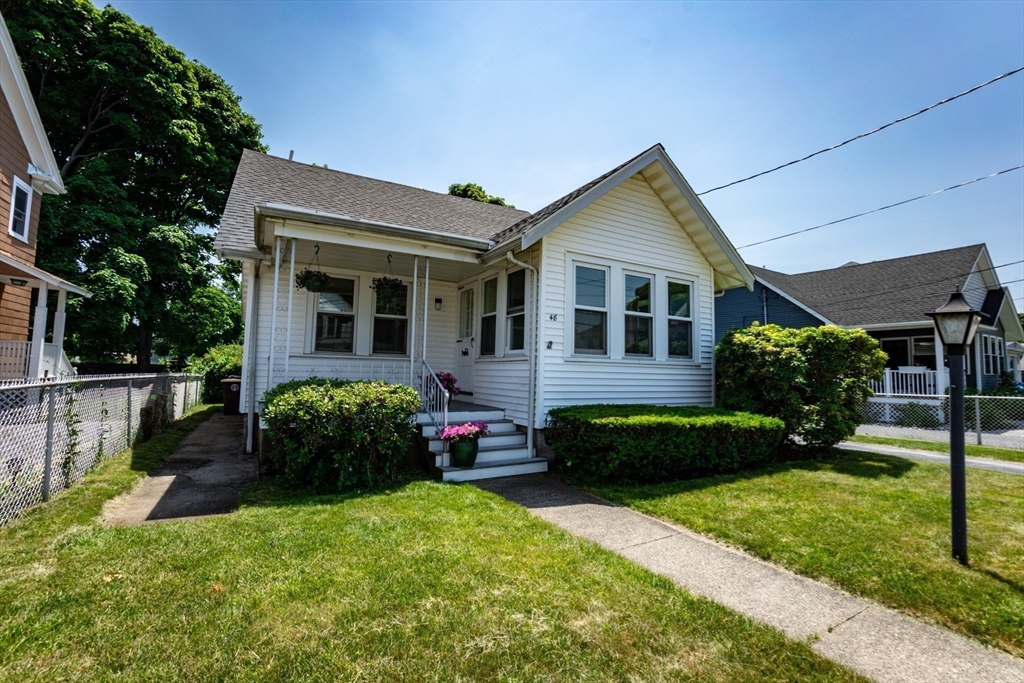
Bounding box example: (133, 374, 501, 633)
(215, 144, 753, 481)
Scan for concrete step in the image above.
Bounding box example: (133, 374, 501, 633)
(420, 419, 517, 439)
(433, 444, 533, 467)
(416, 409, 505, 425)
(440, 457, 549, 482)
(426, 431, 526, 454)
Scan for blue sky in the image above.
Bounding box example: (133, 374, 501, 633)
(110, 0, 1024, 306)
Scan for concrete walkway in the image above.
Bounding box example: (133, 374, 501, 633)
(476, 475, 1024, 683)
(104, 413, 256, 525)
(839, 441, 1024, 475)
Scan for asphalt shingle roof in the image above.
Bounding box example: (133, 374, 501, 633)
(750, 244, 986, 327)
(215, 150, 530, 256)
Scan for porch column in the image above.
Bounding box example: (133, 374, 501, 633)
(52, 289, 67, 353)
(421, 257, 430, 394)
(933, 327, 947, 394)
(284, 239, 296, 381)
(28, 281, 48, 378)
(409, 256, 418, 386)
(267, 237, 282, 391)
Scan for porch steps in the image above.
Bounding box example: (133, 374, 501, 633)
(416, 409, 548, 482)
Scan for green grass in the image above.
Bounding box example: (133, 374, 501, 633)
(848, 434, 1024, 463)
(0, 418, 864, 681)
(589, 451, 1024, 658)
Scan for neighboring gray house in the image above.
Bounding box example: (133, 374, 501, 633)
(216, 144, 754, 481)
(715, 244, 1024, 394)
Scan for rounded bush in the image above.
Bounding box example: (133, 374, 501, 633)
(546, 404, 786, 483)
(261, 379, 421, 491)
(186, 344, 243, 402)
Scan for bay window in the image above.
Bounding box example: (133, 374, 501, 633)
(667, 280, 693, 359)
(574, 264, 608, 355)
(315, 277, 356, 353)
(372, 279, 408, 354)
(480, 277, 497, 355)
(506, 269, 526, 352)
(624, 273, 652, 356)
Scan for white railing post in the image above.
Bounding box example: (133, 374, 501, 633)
(883, 368, 892, 394)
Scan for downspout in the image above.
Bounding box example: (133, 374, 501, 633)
(506, 251, 537, 458)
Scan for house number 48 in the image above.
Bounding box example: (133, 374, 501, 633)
(549, 314, 558, 321)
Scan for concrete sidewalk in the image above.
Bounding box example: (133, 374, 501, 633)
(104, 413, 256, 525)
(476, 475, 1024, 683)
(839, 441, 1024, 475)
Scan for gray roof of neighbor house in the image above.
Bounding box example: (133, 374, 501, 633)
(215, 149, 530, 256)
(750, 244, 987, 327)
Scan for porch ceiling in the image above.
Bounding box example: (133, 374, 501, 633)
(279, 239, 486, 283)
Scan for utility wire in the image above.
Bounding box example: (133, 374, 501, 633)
(699, 66, 1024, 195)
(736, 166, 1024, 250)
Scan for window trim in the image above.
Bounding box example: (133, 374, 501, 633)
(480, 275, 498, 357)
(311, 276, 358, 355)
(666, 278, 694, 360)
(623, 271, 654, 358)
(571, 262, 610, 357)
(371, 278, 411, 356)
(505, 268, 527, 355)
(982, 335, 1004, 376)
(7, 176, 32, 243)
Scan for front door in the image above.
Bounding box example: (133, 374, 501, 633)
(455, 287, 475, 396)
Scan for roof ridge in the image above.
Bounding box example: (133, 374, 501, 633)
(781, 243, 984, 278)
(242, 149, 529, 218)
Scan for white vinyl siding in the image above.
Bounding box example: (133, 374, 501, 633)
(538, 174, 716, 422)
(961, 266, 989, 312)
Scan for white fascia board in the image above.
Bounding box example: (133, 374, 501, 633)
(517, 146, 754, 291)
(256, 203, 493, 251)
(0, 14, 65, 194)
(0, 252, 91, 297)
(755, 276, 833, 325)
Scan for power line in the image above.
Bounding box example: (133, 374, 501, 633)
(736, 165, 1024, 250)
(698, 66, 1024, 195)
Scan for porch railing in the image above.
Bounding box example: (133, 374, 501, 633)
(421, 360, 449, 464)
(0, 341, 31, 379)
(285, 356, 413, 386)
(869, 368, 949, 396)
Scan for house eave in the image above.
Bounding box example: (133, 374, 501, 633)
(0, 253, 91, 297)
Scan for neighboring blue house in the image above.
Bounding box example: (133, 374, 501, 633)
(715, 244, 1024, 394)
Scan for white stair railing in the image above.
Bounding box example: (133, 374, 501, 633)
(421, 360, 449, 465)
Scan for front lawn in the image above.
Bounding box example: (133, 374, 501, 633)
(847, 434, 1024, 463)
(0, 453, 864, 681)
(590, 450, 1024, 658)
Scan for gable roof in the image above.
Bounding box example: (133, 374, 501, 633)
(216, 150, 529, 257)
(750, 244, 989, 327)
(0, 12, 64, 194)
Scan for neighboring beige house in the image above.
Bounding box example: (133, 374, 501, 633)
(0, 12, 89, 379)
(216, 144, 753, 481)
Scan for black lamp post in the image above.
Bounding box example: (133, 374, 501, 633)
(927, 289, 983, 566)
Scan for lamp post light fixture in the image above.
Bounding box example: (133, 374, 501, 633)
(927, 288, 983, 566)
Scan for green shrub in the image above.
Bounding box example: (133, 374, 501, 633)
(186, 344, 243, 402)
(261, 379, 421, 491)
(893, 402, 942, 429)
(545, 404, 786, 483)
(716, 324, 886, 447)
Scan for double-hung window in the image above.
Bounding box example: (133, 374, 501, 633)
(667, 280, 693, 359)
(315, 278, 355, 353)
(480, 277, 497, 355)
(7, 177, 31, 242)
(573, 264, 608, 355)
(372, 280, 409, 354)
(624, 274, 652, 356)
(506, 269, 526, 353)
(983, 336, 1003, 375)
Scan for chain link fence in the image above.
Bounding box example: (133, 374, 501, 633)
(859, 394, 1024, 450)
(0, 373, 203, 526)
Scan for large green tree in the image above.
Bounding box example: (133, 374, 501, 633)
(3, 0, 264, 367)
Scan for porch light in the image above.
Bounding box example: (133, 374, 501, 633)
(926, 287, 982, 567)
(434, 297, 443, 311)
(8, 278, 28, 286)
(927, 288, 982, 354)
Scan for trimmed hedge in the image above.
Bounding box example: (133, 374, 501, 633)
(262, 379, 421, 491)
(546, 404, 786, 483)
(186, 344, 243, 402)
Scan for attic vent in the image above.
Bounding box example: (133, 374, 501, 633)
(840, 261, 860, 267)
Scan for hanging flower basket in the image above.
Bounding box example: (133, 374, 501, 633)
(372, 276, 406, 314)
(296, 269, 332, 292)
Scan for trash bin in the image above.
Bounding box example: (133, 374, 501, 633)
(221, 377, 241, 415)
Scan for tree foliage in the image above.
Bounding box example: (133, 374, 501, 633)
(3, 0, 264, 365)
(448, 182, 514, 208)
(716, 324, 886, 447)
